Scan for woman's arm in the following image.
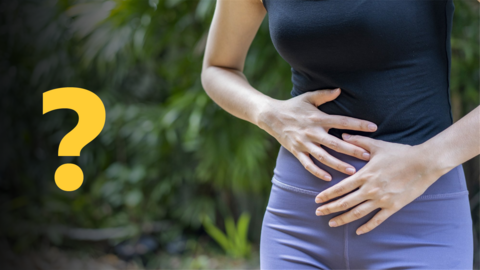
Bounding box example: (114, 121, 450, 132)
(201, 0, 270, 127)
(419, 105, 480, 182)
(201, 0, 380, 179)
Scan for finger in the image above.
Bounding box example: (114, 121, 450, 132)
(356, 208, 396, 235)
(307, 142, 358, 175)
(342, 133, 380, 152)
(315, 174, 363, 203)
(323, 115, 377, 133)
(315, 188, 368, 215)
(303, 88, 341, 107)
(308, 133, 371, 161)
(296, 151, 332, 181)
(323, 200, 377, 227)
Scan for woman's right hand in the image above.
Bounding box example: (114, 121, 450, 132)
(257, 88, 378, 181)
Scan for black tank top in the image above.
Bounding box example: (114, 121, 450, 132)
(262, 0, 455, 145)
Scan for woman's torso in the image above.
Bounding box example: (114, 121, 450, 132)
(262, 0, 467, 197)
(263, 0, 455, 145)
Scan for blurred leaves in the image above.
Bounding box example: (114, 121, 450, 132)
(450, 0, 479, 120)
(201, 212, 252, 259)
(1, 0, 288, 251)
(0, 0, 478, 261)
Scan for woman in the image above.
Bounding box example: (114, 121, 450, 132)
(201, 0, 479, 269)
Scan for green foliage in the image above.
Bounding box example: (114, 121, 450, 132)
(1, 0, 284, 250)
(450, 0, 480, 120)
(201, 212, 252, 259)
(1, 1, 478, 265)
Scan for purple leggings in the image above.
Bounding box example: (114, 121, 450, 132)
(260, 145, 473, 269)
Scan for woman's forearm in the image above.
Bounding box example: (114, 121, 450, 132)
(419, 105, 480, 178)
(201, 65, 274, 128)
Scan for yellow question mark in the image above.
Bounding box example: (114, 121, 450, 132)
(43, 87, 106, 191)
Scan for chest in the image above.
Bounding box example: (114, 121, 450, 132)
(265, 0, 449, 71)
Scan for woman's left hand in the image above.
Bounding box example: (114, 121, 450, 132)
(314, 133, 441, 235)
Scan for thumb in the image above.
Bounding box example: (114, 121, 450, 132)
(304, 88, 341, 107)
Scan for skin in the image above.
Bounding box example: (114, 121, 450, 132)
(315, 107, 480, 235)
(201, 0, 376, 181)
(201, 0, 480, 235)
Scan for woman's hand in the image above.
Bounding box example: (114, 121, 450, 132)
(257, 88, 378, 181)
(314, 133, 441, 235)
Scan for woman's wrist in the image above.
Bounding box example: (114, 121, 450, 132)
(414, 106, 480, 182)
(413, 139, 457, 183)
(255, 96, 280, 132)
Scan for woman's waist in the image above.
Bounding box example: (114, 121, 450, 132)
(272, 145, 468, 200)
(319, 103, 452, 145)
(290, 81, 453, 145)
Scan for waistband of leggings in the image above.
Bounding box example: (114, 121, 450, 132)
(271, 176, 469, 201)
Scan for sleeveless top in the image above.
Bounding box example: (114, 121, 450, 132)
(262, 0, 455, 146)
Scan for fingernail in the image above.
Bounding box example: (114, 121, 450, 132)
(331, 88, 339, 92)
(346, 167, 355, 174)
(329, 220, 337, 227)
(362, 152, 370, 159)
(368, 124, 377, 131)
(316, 209, 323, 216)
(342, 133, 351, 139)
(324, 175, 332, 181)
(315, 197, 321, 203)
(357, 229, 364, 235)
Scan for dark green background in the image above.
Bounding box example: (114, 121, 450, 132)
(1, 0, 478, 268)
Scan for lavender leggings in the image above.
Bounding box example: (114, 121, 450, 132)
(260, 145, 473, 269)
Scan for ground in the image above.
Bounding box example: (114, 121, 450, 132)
(0, 245, 261, 270)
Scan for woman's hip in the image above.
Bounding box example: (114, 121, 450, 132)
(261, 176, 473, 269)
(272, 145, 469, 200)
